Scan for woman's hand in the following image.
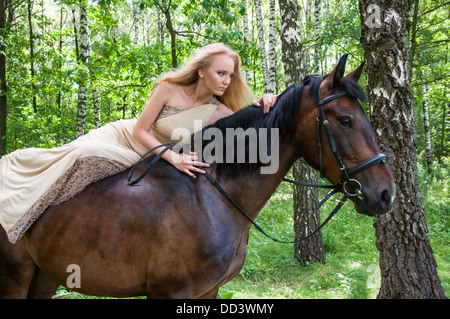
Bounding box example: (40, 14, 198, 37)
(253, 93, 279, 114)
(168, 151, 210, 178)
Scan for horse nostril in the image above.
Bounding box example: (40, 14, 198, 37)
(381, 190, 389, 202)
(380, 187, 395, 210)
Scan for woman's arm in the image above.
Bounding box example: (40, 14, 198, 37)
(133, 82, 209, 178)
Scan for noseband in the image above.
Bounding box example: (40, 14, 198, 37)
(128, 84, 388, 244)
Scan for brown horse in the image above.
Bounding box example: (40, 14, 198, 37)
(0, 56, 395, 299)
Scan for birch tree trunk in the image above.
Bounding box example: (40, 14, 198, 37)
(0, 0, 10, 156)
(313, 0, 321, 73)
(278, 0, 302, 86)
(133, 0, 140, 47)
(254, 0, 271, 93)
(92, 89, 100, 128)
(278, 0, 324, 264)
(157, 6, 164, 45)
(72, 7, 79, 60)
(268, 0, 278, 93)
(243, 0, 252, 85)
(439, 99, 447, 163)
(27, 0, 37, 113)
(75, 3, 91, 138)
(56, 7, 64, 110)
(359, 0, 446, 298)
(422, 82, 432, 171)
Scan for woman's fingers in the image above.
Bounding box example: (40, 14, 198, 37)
(173, 153, 210, 178)
(252, 94, 278, 113)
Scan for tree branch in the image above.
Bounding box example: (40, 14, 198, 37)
(175, 29, 215, 40)
(413, 75, 450, 87)
(417, 39, 450, 48)
(419, 1, 450, 20)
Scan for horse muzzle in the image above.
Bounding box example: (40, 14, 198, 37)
(351, 181, 396, 216)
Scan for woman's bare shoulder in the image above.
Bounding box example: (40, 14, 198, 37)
(208, 102, 234, 125)
(154, 80, 178, 96)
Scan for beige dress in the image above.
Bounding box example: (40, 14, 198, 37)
(0, 100, 218, 243)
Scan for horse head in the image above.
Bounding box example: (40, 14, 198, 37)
(297, 55, 396, 216)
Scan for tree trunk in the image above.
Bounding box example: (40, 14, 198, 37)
(278, 0, 302, 86)
(75, 3, 91, 138)
(409, 0, 419, 65)
(92, 88, 100, 128)
(0, 0, 9, 156)
(254, 0, 271, 93)
(278, 0, 324, 264)
(293, 159, 325, 264)
(133, 0, 140, 47)
(439, 98, 447, 163)
(72, 8, 79, 61)
(160, 1, 176, 68)
(268, 0, 278, 93)
(313, 0, 321, 73)
(243, 0, 252, 85)
(422, 81, 432, 171)
(56, 7, 64, 110)
(359, 0, 446, 299)
(157, 6, 164, 45)
(27, 0, 37, 113)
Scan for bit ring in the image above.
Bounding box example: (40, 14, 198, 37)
(343, 179, 363, 197)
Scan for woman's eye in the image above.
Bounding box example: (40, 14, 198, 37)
(339, 116, 352, 127)
(218, 72, 225, 76)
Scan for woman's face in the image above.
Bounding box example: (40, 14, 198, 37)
(199, 53, 235, 96)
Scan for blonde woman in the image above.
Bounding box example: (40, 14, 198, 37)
(133, 43, 278, 178)
(0, 43, 277, 243)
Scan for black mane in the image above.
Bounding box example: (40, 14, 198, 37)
(188, 75, 366, 178)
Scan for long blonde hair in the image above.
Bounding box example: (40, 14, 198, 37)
(154, 43, 254, 112)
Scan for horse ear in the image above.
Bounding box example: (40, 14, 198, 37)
(333, 54, 348, 86)
(346, 61, 365, 82)
(322, 54, 349, 89)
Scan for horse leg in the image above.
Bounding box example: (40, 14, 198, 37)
(0, 229, 35, 298)
(26, 267, 59, 299)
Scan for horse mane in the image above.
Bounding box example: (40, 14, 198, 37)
(189, 74, 366, 178)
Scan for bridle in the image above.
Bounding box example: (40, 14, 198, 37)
(279, 85, 387, 242)
(127, 83, 387, 243)
(297, 85, 387, 199)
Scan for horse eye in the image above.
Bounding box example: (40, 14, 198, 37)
(339, 116, 352, 127)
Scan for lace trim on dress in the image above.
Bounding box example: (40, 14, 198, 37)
(7, 156, 129, 243)
(156, 97, 220, 120)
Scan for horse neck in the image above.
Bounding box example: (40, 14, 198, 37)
(215, 140, 299, 222)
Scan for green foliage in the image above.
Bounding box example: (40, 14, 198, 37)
(411, 0, 450, 162)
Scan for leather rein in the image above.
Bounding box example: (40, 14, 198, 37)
(127, 87, 387, 244)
